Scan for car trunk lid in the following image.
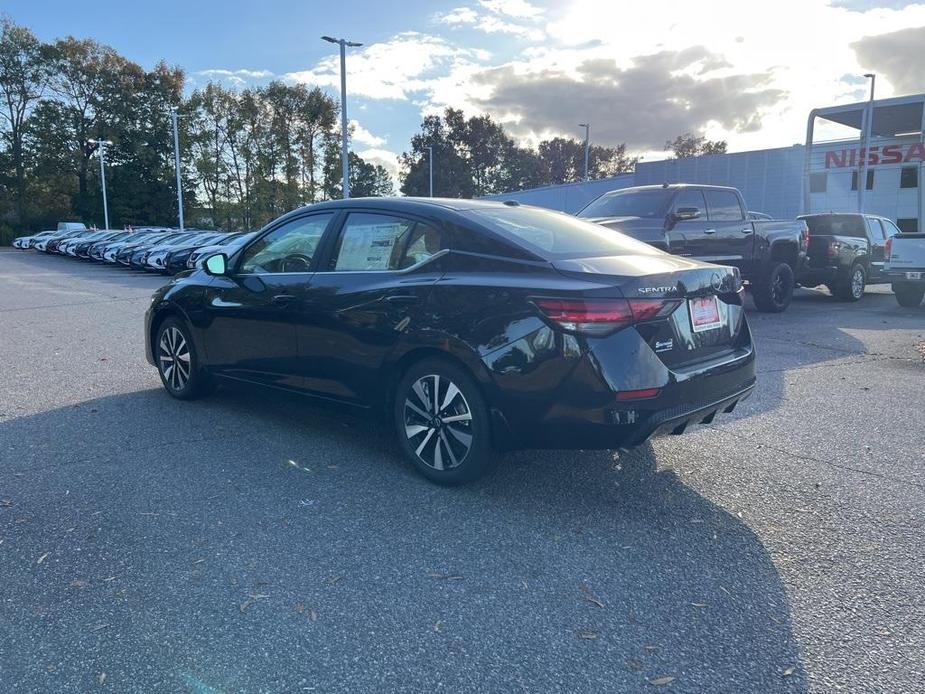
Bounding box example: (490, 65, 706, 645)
(550, 254, 746, 367)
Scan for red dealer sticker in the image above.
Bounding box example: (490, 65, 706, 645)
(689, 296, 723, 332)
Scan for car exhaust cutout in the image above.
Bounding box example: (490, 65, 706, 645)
(533, 298, 679, 336)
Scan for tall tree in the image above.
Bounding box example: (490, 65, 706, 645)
(349, 153, 393, 197)
(401, 109, 637, 196)
(47, 36, 117, 222)
(0, 17, 51, 223)
(665, 132, 728, 158)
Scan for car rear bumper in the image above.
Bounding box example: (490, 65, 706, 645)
(797, 265, 840, 286)
(885, 269, 925, 283)
(484, 320, 757, 451)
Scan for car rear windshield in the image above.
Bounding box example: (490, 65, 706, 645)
(469, 206, 662, 260)
(801, 215, 866, 238)
(577, 189, 672, 219)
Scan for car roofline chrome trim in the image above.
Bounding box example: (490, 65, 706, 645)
(236, 249, 452, 278)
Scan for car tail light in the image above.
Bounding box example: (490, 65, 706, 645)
(884, 236, 892, 259)
(826, 240, 839, 259)
(801, 224, 809, 250)
(533, 298, 676, 335)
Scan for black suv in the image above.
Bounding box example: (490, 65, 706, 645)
(796, 213, 901, 301)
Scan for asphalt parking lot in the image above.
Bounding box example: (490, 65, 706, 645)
(1, 248, 923, 693)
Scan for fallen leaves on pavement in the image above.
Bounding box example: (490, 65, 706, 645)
(649, 676, 675, 686)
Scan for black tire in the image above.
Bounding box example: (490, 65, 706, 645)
(751, 262, 794, 313)
(154, 317, 215, 400)
(393, 357, 497, 485)
(833, 262, 866, 302)
(893, 283, 925, 307)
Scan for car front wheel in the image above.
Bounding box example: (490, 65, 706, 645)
(155, 317, 215, 400)
(393, 358, 497, 485)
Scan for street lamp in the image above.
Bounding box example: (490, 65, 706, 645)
(170, 107, 185, 231)
(322, 35, 363, 199)
(428, 145, 434, 197)
(88, 139, 113, 229)
(859, 73, 876, 214)
(578, 123, 590, 181)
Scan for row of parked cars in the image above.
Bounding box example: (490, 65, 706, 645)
(11, 225, 256, 274)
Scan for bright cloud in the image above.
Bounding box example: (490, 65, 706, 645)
(357, 147, 402, 190)
(435, 3, 545, 40)
(350, 120, 386, 148)
(285, 32, 488, 101)
(196, 68, 274, 86)
(478, 0, 544, 19)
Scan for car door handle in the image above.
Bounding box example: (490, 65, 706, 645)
(703, 228, 716, 234)
(271, 294, 297, 305)
(385, 294, 420, 304)
(741, 227, 753, 234)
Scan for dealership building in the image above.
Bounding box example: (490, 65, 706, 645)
(486, 93, 924, 232)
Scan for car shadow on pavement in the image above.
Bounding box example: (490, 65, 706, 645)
(1, 385, 808, 693)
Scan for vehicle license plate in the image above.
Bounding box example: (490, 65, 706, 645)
(906, 271, 922, 280)
(689, 296, 723, 333)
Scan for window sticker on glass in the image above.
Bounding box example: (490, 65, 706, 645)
(335, 222, 406, 271)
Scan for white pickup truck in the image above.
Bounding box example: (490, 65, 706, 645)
(885, 232, 925, 307)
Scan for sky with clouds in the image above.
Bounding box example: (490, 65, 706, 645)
(7, 0, 925, 184)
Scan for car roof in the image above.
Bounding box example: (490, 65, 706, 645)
(603, 183, 740, 194)
(798, 213, 887, 220)
(269, 196, 556, 220)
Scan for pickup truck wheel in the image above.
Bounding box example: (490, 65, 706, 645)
(893, 283, 925, 307)
(834, 263, 866, 302)
(752, 262, 794, 313)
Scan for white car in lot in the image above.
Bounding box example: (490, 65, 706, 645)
(186, 232, 257, 269)
(12, 230, 55, 248)
(145, 231, 225, 271)
(885, 232, 925, 307)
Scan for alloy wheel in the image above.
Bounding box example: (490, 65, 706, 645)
(771, 270, 786, 305)
(851, 267, 865, 298)
(403, 374, 473, 471)
(158, 326, 191, 391)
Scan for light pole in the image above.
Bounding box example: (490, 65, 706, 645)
(88, 139, 113, 229)
(859, 73, 875, 213)
(170, 107, 185, 231)
(428, 145, 434, 197)
(578, 123, 590, 181)
(322, 35, 363, 199)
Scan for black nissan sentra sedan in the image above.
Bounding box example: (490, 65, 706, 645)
(145, 198, 756, 484)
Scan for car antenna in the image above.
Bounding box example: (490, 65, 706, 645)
(502, 199, 520, 206)
(662, 182, 669, 188)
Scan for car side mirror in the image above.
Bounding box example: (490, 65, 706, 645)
(203, 253, 228, 276)
(673, 207, 701, 221)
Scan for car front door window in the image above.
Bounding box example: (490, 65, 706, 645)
(239, 214, 334, 274)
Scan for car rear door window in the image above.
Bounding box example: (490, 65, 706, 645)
(704, 190, 744, 221)
(802, 215, 866, 238)
(867, 218, 886, 241)
(330, 213, 442, 272)
(881, 219, 901, 237)
(673, 189, 707, 218)
(239, 213, 334, 274)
